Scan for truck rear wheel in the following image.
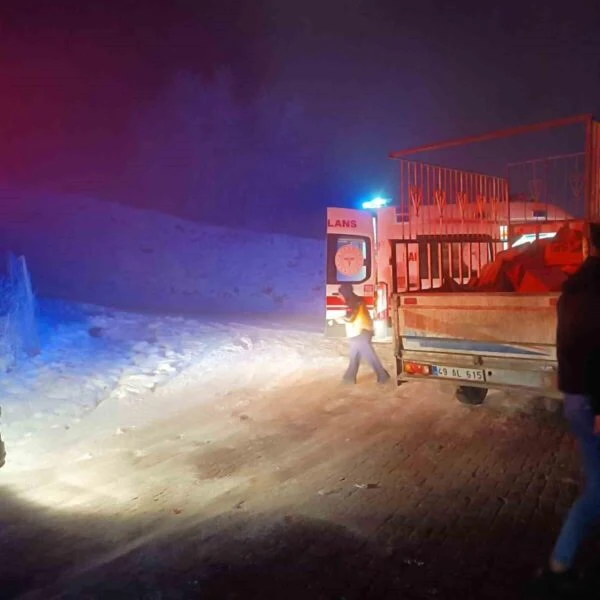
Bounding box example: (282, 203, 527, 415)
(455, 386, 488, 405)
(541, 396, 562, 413)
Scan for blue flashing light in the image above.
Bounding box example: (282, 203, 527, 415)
(362, 197, 390, 210)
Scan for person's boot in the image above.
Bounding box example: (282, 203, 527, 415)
(377, 371, 391, 384)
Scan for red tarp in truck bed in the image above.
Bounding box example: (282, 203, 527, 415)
(433, 225, 583, 293)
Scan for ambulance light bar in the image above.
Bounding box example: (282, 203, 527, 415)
(362, 197, 390, 210)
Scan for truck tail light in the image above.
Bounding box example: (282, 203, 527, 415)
(403, 361, 431, 376)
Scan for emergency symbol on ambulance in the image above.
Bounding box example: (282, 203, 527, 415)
(334, 244, 364, 276)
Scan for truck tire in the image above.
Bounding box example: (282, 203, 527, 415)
(455, 386, 488, 405)
(542, 397, 562, 413)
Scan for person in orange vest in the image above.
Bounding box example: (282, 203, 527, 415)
(337, 283, 390, 384)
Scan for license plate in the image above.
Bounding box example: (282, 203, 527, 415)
(432, 366, 485, 382)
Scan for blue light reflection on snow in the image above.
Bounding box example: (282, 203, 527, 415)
(0, 299, 217, 428)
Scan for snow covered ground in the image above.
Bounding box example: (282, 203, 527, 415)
(0, 189, 324, 314)
(0, 299, 346, 473)
(0, 298, 362, 596)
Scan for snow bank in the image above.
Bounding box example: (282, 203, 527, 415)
(0, 191, 324, 314)
(0, 300, 345, 471)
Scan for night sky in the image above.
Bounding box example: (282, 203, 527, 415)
(1, 0, 599, 235)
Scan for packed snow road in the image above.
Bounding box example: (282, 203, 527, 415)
(0, 303, 597, 599)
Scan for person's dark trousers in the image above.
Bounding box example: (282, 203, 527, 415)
(551, 394, 600, 568)
(343, 331, 390, 383)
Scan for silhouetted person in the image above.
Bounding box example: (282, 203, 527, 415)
(337, 283, 390, 384)
(533, 222, 600, 595)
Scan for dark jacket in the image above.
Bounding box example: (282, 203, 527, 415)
(556, 256, 600, 414)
